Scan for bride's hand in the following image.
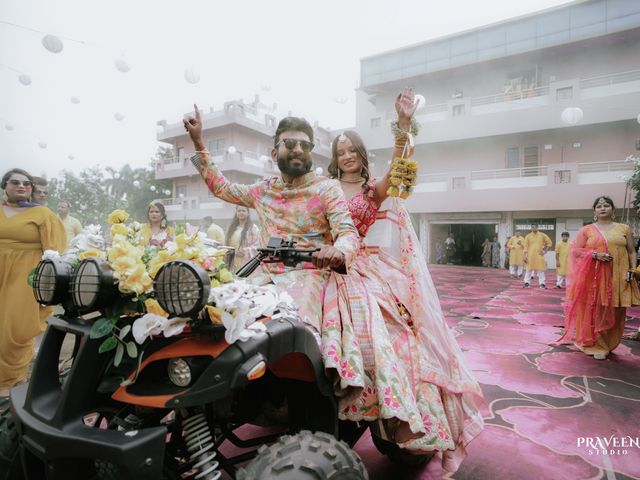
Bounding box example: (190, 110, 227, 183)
(395, 87, 417, 130)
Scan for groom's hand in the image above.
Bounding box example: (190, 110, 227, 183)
(312, 245, 345, 271)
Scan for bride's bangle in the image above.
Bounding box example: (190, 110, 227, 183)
(391, 118, 420, 137)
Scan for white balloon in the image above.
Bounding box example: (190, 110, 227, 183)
(164, 189, 172, 196)
(114, 112, 125, 121)
(114, 172, 120, 179)
(38, 141, 47, 149)
(5, 124, 14, 131)
(70, 96, 80, 104)
(133, 180, 140, 188)
(178, 193, 184, 198)
(315, 167, 324, 175)
(561, 107, 583, 125)
(414, 94, 426, 110)
(68, 154, 75, 160)
(42, 34, 64, 53)
(18, 74, 32, 86)
(114, 57, 131, 73)
(184, 67, 200, 84)
(227, 146, 237, 154)
(150, 185, 156, 192)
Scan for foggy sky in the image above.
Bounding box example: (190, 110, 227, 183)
(0, 0, 574, 179)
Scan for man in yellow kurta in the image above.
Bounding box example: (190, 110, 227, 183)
(57, 200, 82, 248)
(555, 231, 570, 288)
(523, 224, 553, 289)
(202, 216, 225, 244)
(506, 230, 525, 278)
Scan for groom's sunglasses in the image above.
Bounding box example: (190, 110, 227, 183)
(277, 138, 314, 153)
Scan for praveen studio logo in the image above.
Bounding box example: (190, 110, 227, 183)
(577, 436, 640, 456)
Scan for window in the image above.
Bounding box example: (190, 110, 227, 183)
(452, 104, 465, 117)
(370, 117, 381, 128)
(556, 86, 573, 100)
(176, 185, 187, 197)
(452, 177, 466, 189)
(554, 170, 571, 184)
(177, 147, 185, 160)
(523, 146, 539, 176)
(506, 147, 519, 169)
(209, 139, 226, 156)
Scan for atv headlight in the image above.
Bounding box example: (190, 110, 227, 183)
(70, 258, 118, 311)
(167, 358, 191, 387)
(154, 261, 210, 317)
(32, 259, 73, 305)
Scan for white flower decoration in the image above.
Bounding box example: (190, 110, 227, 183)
(132, 314, 167, 344)
(163, 317, 189, 338)
(42, 250, 61, 260)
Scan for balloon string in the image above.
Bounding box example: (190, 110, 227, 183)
(0, 20, 87, 44)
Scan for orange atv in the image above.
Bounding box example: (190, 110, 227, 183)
(0, 238, 371, 480)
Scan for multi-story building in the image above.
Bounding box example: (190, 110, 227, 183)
(155, 95, 334, 228)
(357, 0, 639, 266)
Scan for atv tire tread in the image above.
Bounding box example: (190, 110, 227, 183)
(237, 430, 368, 480)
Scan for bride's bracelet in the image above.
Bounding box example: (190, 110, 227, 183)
(390, 118, 420, 138)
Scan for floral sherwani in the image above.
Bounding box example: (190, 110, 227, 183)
(192, 153, 359, 333)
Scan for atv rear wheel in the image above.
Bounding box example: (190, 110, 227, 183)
(237, 430, 368, 480)
(0, 409, 23, 480)
(370, 433, 434, 467)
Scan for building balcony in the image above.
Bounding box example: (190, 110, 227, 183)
(155, 151, 272, 180)
(363, 69, 640, 149)
(404, 160, 633, 213)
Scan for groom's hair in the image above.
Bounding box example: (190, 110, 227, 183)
(273, 117, 314, 147)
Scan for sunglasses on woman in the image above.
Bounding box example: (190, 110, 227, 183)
(277, 138, 314, 152)
(8, 179, 32, 187)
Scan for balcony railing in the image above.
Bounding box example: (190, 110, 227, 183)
(413, 160, 631, 192)
(470, 165, 547, 180)
(470, 85, 550, 107)
(576, 160, 632, 173)
(579, 69, 640, 89)
(419, 68, 640, 112)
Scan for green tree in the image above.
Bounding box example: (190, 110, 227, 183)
(47, 147, 172, 226)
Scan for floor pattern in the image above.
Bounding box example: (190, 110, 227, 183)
(353, 265, 640, 480)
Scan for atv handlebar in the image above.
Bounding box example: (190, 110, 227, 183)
(235, 237, 321, 278)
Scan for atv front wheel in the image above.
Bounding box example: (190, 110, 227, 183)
(237, 430, 368, 480)
(0, 409, 23, 480)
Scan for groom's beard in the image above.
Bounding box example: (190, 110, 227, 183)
(277, 152, 312, 178)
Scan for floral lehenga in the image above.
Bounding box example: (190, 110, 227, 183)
(321, 181, 484, 472)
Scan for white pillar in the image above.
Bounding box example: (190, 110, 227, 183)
(419, 214, 431, 262)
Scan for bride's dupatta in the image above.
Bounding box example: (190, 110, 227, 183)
(365, 198, 484, 471)
(556, 224, 615, 346)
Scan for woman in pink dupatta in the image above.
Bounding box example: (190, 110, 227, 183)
(321, 89, 484, 472)
(556, 196, 639, 359)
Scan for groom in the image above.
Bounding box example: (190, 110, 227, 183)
(184, 105, 359, 333)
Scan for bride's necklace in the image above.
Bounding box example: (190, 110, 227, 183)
(340, 173, 364, 184)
